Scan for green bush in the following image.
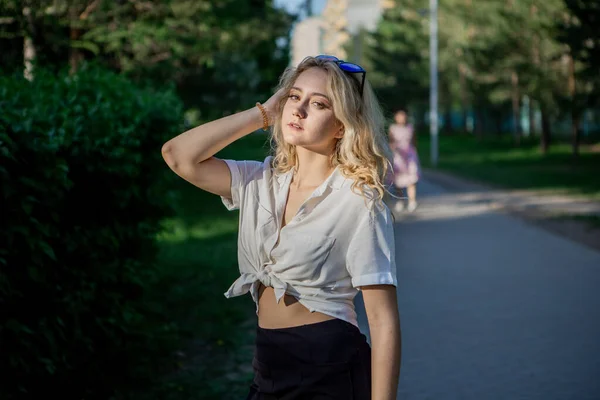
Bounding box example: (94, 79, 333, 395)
(0, 65, 184, 398)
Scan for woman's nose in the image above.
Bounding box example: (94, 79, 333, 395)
(292, 106, 306, 119)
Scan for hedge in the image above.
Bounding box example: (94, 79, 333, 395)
(0, 65, 184, 398)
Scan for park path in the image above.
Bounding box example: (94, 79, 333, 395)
(355, 173, 600, 400)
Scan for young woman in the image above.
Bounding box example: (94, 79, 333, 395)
(389, 110, 421, 213)
(161, 55, 401, 399)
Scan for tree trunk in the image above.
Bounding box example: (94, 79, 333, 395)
(529, 97, 536, 137)
(23, 5, 35, 81)
(413, 105, 426, 134)
(567, 54, 580, 158)
(69, 6, 84, 75)
(459, 63, 469, 132)
(530, 5, 542, 144)
(540, 106, 551, 154)
(463, 109, 470, 134)
(495, 112, 503, 136)
(511, 70, 522, 145)
(571, 112, 581, 158)
(475, 109, 484, 140)
(444, 106, 453, 134)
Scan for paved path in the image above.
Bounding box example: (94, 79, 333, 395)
(355, 177, 600, 400)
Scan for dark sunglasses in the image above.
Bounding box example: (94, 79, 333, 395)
(316, 55, 366, 96)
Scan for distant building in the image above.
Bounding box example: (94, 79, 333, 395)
(291, 17, 324, 67)
(346, 0, 391, 35)
(291, 0, 394, 66)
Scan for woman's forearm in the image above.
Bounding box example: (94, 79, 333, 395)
(162, 106, 263, 167)
(370, 321, 401, 399)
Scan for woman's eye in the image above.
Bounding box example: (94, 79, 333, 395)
(289, 94, 300, 100)
(313, 102, 326, 109)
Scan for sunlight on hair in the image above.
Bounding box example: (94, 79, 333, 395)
(269, 56, 394, 205)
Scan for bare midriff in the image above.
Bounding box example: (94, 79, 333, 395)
(257, 283, 336, 329)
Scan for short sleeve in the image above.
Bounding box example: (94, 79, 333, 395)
(220, 159, 265, 211)
(346, 205, 397, 288)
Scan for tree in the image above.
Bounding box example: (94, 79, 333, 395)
(557, 0, 600, 156)
(0, 0, 295, 114)
(363, 0, 581, 155)
(363, 0, 430, 121)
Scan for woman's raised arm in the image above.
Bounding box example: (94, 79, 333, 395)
(161, 91, 283, 196)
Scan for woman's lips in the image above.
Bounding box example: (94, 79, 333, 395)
(288, 122, 303, 131)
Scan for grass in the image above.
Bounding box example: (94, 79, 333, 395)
(131, 133, 271, 400)
(554, 214, 600, 229)
(416, 133, 600, 198)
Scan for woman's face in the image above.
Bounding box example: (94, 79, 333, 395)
(281, 67, 343, 154)
(395, 111, 407, 125)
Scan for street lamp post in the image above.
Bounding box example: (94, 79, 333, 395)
(429, 0, 439, 167)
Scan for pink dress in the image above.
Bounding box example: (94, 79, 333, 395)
(389, 123, 420, 188)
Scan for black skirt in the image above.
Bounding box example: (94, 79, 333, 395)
(246, 318, 371, 400)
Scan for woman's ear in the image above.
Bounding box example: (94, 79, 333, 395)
(334, 124, 345, 139)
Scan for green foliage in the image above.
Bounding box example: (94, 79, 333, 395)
(557, 0, 600, 109)
(364, 0, 599, 144)
(363, 1, 430, 115)
(0, 65, 184, 398)
(0, 0, 294, 115)
(558, 0, 600, 75)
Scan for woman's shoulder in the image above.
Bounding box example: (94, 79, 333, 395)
(247, 155, 277, 174)
(225, 156, 277, 187)
(228, 155, 272, 169)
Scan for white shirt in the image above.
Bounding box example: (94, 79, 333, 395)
(221, 156, 397, 327)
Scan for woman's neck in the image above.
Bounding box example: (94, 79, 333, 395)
(292, 148, 336, 189)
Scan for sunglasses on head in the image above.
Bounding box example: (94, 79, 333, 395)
(315, 55, 366, 96)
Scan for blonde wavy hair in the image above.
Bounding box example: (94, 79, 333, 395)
(270, 56, 393, 203)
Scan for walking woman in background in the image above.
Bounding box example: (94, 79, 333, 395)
(161, 55, 401, 399)
(389, 110, 421, 213)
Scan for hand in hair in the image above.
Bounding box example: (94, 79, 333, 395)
(262, 88, 288, 127)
